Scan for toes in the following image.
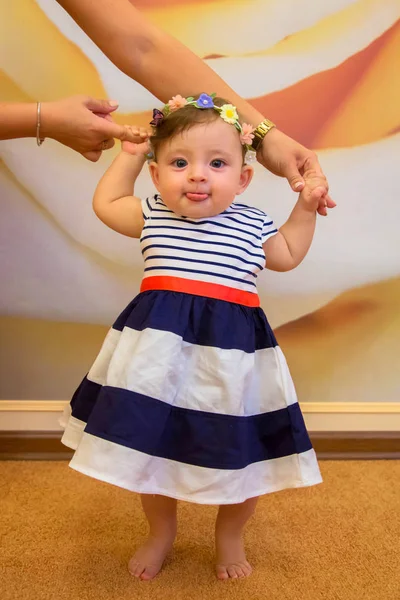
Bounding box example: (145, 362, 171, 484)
(233, 565, 246, 578)
(140, 565, 160, 581)
(241, 561, 252, 577)
(135, 565, 146, 579)
(227, 565, 239, 579)
(216, 562, 253, 580)
(129, 560, 160, 581)
(216, 565, 229, 580)
(128, 559, 145, 579)
(127, 558, 137, 574)
(129, 556, 162, 581)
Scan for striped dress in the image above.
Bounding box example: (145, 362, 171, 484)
(61, 194, 322, 504)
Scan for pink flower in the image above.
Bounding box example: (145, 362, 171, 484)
(240, 123, 255, 145)
(168, 95, 188, 111)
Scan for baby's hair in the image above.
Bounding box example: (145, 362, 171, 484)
(150, 95, 246, 161)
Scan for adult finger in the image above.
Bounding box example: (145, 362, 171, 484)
(86, 97, 119, 115)
(301, 153, 327, 182)
(95, 138, 115, 151)
(98, 120, 141, 142)
(82, 149, 102, 162)
(93, 112, 114, 122)
(282, 161, 305, 192)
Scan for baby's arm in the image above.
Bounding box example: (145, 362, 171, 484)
(93, 128, 150, 238)
(263, 177, 335, 272)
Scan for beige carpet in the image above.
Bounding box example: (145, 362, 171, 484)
(1, 461, 399, 600)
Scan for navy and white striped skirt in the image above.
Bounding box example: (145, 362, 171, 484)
(61, 280, 322, 504)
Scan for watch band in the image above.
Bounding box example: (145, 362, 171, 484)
(251, 118, 275, 151)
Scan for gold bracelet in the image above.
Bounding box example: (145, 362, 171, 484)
(251, 118, 275, 152)
(36, 102, 45, 146)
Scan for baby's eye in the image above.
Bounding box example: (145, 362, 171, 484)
(210, 159, 226, 169)
(173, 159, 187, 168)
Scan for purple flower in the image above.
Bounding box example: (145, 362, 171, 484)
(196, 93, 214, 109)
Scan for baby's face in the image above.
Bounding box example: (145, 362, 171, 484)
(148, 119, 253, 218)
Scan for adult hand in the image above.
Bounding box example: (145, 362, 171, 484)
(258, 128, 334, 215)
(40, 95, 138, 162)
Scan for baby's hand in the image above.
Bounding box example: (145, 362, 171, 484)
(121, 125, 152, 156)
(299, 176, 337, 216)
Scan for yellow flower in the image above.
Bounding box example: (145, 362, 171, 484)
(220, 104, 239, 125)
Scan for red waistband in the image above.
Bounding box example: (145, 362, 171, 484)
(140, 276, 260, 307)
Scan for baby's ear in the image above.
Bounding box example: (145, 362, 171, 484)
(237, 165, 254, 195)
(148, 161, 160, 189)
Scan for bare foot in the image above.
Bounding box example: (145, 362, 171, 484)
(215, 530, 252, 580)
(128, 533, 175, 581)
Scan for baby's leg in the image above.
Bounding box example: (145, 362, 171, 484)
(128, 494, 177, 581)
(215, 497, 258, 580)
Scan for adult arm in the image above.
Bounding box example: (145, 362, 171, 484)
(0, 95, 136, 162)
(57, 0, 331, 203)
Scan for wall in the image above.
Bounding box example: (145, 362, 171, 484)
(1, 0, 399, 430)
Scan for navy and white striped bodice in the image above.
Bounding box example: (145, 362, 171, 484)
(140, 195, 277, 294)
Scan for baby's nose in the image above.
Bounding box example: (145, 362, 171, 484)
(188, 165, 207, 182)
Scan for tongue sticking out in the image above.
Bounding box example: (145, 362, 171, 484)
(186, 193, 209, 201)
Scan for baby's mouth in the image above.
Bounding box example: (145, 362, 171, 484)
(185, 192, 209, 202)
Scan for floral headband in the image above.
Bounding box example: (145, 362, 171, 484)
(149, 93, 257, 165)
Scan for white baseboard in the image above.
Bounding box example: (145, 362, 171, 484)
(1, 401, 400, 432)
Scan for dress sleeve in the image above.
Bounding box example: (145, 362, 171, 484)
(141, 194, 157, 220)
(261, 213, 279, 243)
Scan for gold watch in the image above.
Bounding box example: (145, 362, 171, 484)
(251, 119, 276, 152)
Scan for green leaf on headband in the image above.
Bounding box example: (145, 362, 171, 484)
(210, 92, 216, 98)
(186, 97, 195, 102)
